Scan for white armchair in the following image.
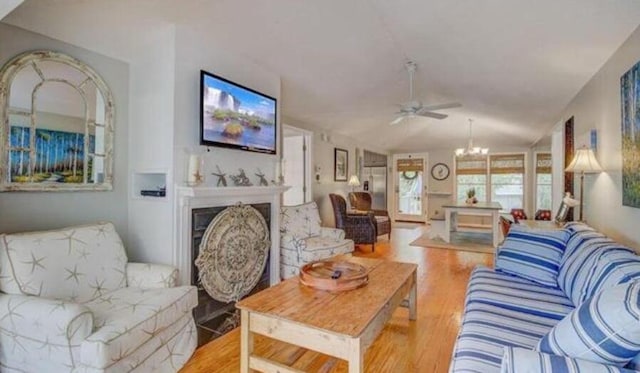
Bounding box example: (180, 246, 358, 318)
(280, 202, 354, 279)
(0, 222, 197, 373)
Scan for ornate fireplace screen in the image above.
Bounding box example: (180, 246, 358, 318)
(0, 50, 114, 191)
(195, 203, 270, 303)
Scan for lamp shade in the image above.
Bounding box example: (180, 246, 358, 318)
(565, 147, 602, 173)
(348, 175, 360, 187)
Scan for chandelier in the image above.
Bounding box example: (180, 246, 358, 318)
(455, 119, 489, 157)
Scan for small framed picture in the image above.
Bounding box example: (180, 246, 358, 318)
(555, 201, 571, 224)
(334, 148, 348, 181)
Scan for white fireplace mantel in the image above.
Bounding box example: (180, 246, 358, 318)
(173, 185, 290, 286)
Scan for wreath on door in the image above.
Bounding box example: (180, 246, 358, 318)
(401, 171, 419, 180)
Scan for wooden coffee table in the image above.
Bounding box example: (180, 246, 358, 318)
(236, 257, 418, 373)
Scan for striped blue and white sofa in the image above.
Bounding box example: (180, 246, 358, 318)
(450, 222, 640, 373)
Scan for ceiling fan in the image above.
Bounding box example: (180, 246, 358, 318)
(390, 61, 462, 125)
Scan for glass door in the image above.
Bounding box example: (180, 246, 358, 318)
(394, 154, 428, 222)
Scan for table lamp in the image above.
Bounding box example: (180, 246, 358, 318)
(348, 175, 361, 191)
(565, 146, 602, 221)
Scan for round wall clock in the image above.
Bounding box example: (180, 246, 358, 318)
(431, 163, 450, 181)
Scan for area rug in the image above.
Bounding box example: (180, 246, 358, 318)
(409, 230, 495, 254)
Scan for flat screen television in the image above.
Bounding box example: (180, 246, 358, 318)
(200, 70, 277, 154)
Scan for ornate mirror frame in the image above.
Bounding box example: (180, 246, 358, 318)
(0, 50, 114, 192)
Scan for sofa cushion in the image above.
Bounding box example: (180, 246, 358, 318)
(450, 267, 573, 373)
(494, 226, 569, 287)
(466, 266, 574, 321)
(80, 285, 197, 369)
(502, 347, 640, 373)
(2, 222, 128, 302)
(537, 281, 640, 367)
(281, 203, 322, 240)
(557, 233, 624, 305)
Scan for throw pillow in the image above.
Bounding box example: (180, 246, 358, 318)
(537, 281, 640, 367)
(563, 221, 596, 235)
(584, 249, 640, 301)
(495, 226, 569, 287)
(557, 236, 620, 305)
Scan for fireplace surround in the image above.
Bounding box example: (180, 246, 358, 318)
(191, 203, 271, 344)
(174, 185, 288, 343)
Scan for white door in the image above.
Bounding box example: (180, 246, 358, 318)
(393, 153, 428, 222)
(283, 125, 312, 205)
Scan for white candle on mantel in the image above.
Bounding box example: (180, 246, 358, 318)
(187, 154, 200, 186)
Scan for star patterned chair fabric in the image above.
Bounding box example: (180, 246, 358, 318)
(0, 222, 198, 372)
(280, 202, 354, 279)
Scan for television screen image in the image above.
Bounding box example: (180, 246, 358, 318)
(200, 70, 277, 154)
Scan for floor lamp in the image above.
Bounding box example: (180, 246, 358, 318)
(564, 146, 602, 221)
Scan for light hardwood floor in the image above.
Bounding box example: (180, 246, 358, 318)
(180, 225, 493, 373)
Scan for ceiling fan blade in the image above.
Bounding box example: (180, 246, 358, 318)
(390, 116, 405, 125)
(420, 102, 462, 111)
(418, 111, 448, 120)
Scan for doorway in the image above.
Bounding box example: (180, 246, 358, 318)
(282, 125, 312, 206)
(393, 153, 428, 223)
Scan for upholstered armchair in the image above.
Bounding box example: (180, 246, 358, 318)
(348, 192, 392, 240)
(280, 202, 354, 279)
(0, 222, 198, 372)
(330, 193, 380, 251)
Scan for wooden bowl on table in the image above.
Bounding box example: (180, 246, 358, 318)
(299, 260, 369, 292)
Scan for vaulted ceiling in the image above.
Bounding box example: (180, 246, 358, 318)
(5, 0, 640, 152)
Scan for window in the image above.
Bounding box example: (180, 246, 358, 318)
(535, 153, 552, 210)
(456, 156, 487, 201)
(489, 154, 525, 212)
(455, 153, 527, 212)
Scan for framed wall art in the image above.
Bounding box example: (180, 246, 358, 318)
(334, 148, 348, 182)
(621, 61, 640, 208)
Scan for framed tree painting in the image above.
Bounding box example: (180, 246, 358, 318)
(334, 148, 348, 181)
(621, 61, 640, 208)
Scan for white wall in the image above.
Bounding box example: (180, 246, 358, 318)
(127, 23, 176, 264)
(0, 23, 130, 240)
(282, 116, 388, 226)
(127, 24, 282, 266)
(553, 24, 640, 247)
(173, 25, 281, 189)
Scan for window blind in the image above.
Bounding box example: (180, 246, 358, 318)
(397, 158, 423, 172)
(536, 153, 552, 174)
(456, 155, 487, 175)
(489, 154, 525, 174)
